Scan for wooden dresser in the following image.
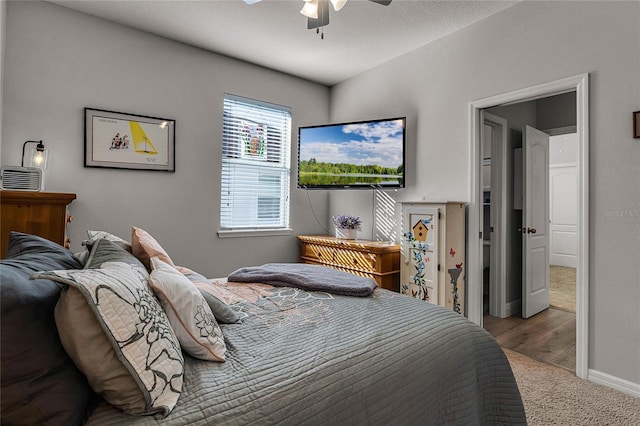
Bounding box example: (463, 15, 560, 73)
(0, 191, 76, 258)
(297, 235, 401, 292)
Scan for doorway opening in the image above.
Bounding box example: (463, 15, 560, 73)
(548, 132, 578, 314)
(467, 74, 589, 379)
(482, 97, 578, 371)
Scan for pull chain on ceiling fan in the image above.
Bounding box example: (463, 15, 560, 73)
(244, 0, 392, 39)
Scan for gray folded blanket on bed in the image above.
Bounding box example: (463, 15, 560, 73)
(227, 263, 377, 297)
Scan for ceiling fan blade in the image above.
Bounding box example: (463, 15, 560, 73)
(307, 0, 330, 29)
(368, 0, 392, 5)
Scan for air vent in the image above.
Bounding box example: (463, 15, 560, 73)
(1, 166, 43, 191)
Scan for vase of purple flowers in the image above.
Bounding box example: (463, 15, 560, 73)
(332, 215, 362, 240)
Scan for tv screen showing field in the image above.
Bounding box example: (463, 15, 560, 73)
(298, 118, 404, 187)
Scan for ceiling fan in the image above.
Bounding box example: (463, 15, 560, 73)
(243, 0, 392, 38)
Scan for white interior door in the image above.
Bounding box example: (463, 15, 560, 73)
(522, 125, 550, 318)
(550, 164, 578, 267)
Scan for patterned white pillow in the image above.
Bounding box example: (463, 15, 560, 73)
(33, 261, 184, 417)
(149, 257, 226, 362)
(87, 230, 132, 252)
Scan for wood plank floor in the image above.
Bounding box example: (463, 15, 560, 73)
(484, 308, 576, 372)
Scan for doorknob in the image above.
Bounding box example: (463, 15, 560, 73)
(527, 227, 537, 234)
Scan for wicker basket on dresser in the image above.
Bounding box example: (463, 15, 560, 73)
(297, 235, 401, 292)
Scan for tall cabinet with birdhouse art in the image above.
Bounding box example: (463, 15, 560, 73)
(401, 202, 466, 315)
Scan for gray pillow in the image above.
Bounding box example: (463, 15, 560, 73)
(181, 269, 241, 324)
(0, 232, 96, 426)
(85, 238, 144, 268)
(199, 289, 241, 324)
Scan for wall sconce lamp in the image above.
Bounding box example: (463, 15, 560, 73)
(22, 140, 48, 169)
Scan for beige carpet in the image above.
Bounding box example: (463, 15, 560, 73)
(549, 265, 576, 313)
(505, 349, 640, 425)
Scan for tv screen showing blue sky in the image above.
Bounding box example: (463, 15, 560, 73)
(299, 118, 404, 169)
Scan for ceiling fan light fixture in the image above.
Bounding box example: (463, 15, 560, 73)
(246, 0, 390, 38)
(330, 0, 347, 11)
(300, 0, 319, 19)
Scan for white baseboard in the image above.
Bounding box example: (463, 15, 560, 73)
(588, 368, 640, 398)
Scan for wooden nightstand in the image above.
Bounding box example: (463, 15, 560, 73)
(0, 191, 76, 258)
(297, 235, 401, 292)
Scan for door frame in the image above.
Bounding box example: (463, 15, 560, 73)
(481, 111, 508, 318)
(467, 73, 589, 379)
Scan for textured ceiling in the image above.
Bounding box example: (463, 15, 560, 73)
(48, 0, 518, 86)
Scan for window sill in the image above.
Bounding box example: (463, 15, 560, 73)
(217, 228, 293, 239)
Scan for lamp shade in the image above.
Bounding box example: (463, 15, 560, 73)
(29, 147, 49, 169)
(300, 0, 319, 19)
(330, 0, 347, 11)
(22, 140, 48, 169)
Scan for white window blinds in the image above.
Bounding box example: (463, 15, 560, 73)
(220, 94, 291, 231)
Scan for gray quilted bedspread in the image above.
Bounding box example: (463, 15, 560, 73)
(87, 284, 526, 425)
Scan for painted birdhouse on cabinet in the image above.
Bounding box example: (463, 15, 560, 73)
(412, 219, 430, 241)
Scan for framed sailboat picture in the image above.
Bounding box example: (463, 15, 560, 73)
(84, 108, 175, 171)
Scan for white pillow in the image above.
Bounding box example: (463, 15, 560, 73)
(149, 256, 226, 362)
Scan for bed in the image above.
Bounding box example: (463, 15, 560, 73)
(0, 230, 526, 425)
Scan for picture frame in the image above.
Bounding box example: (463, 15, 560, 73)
(84, 108, 175, 171)
(634, 111, 640, 139)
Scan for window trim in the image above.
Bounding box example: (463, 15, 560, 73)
(217, 228, 293, 239)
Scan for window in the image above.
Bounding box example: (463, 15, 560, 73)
(219, 94, 291, 234)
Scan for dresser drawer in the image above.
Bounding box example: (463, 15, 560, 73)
(303, 243, 376, 272)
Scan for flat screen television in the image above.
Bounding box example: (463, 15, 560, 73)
(297, 117, 406, 189)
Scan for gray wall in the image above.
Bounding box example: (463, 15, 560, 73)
(329, 1, 640, 386)
(0, 0, 5, 152)
(1, 1, 331, 276)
